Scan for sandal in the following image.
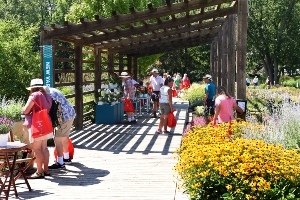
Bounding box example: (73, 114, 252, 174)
(44, 170, 51, 176)
(27, 171, 44, 179)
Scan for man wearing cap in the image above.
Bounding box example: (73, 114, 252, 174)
(203, 74, 216, 116)
(150, 69, 164, 118)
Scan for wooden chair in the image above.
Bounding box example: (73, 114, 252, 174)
(3, 131, 36, 191)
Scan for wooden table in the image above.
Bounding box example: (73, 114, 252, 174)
(0, 142, 28, 199)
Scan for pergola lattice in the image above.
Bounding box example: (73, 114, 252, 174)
(40, 0, 248, 130)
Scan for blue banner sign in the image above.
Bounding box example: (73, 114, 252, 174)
(43, 45, 53, 87)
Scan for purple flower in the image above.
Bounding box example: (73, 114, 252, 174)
(0, 116, 14, 134)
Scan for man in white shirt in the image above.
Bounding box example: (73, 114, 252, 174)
(150, 69, 164, 118)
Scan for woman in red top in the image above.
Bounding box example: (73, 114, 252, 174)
(22, 79, 53, 178)
(182, 74, 191, 89)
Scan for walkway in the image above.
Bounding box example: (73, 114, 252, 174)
(10, 98, 190, 200)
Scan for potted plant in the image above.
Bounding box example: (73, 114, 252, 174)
(0, 116, 14, 146)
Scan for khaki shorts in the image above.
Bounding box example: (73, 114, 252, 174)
(54, 119, 74, 138)
(159, 103, 171, 115)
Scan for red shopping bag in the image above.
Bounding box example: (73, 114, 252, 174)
(54, 138, 74, 160)
(124, 99, 134, 112)
(172, 90, 177, 97)
(167, 111, 177, 128)
(31, 94, 53, 139)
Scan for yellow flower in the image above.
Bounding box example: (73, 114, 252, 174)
(226, 184, 232, 190)
(236, 189, 241, 193)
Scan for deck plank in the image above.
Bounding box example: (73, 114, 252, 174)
(9, 98, 190, 200)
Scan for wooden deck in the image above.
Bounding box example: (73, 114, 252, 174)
(8, 98, 190, 200)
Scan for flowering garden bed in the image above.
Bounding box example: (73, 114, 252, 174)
(175, 85, 300, 199)
(175, 120, 300, 199)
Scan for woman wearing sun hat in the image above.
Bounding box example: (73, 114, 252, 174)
(22, 78, 53, 178)
(119, 72, 136, 123)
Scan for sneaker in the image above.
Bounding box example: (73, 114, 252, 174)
(49, 162, 65, 169)
(156, 129, 162, 134)
(63, 158, 72, 164)
(163, 130, 171, 134)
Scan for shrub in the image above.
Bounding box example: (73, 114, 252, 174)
(181, 83, 205, 105)
(0, 97, 25, 121)
(243, 98, 300, 150)
(175, 121, 300, 199)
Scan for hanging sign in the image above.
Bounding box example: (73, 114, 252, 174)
(43, 45, 53, 87)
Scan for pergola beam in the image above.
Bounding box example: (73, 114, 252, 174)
(77, 6, 237, 46)
(98, 18, 226, 49)
(110, 27, 221, 54)
(44, 0, 236, 40)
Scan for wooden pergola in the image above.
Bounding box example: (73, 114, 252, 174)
(40, 0, 248, 130)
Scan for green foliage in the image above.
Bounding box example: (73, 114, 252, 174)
(57, 86, 75, 95)
(0, 19, 40, 100)
(138, 54, 162, 78)
(280, 75, 300, 88)
(181, 83, 205, 105)
(247, 0, 300, 82)
(158, 45, 210, 83)
(0, 97, 25, 122)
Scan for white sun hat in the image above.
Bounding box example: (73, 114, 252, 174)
(26, 78, 45, 90)
(119, 72, 130, 78)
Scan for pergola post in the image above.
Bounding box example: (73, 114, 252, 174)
(236, 0, 248, 100)
(213, 38, 218, 80)
(74, 45, 83, 130)
(210, 42, 215, 79)
(221, 22, 228, 89)
(119, 54, 124, 73)
(133, 56, 138, 80)
(227, 15, 236, 97)
(217, 34, 222, 87)
(108, 53, 114, 72)
(94, 48, 101, 101)
(127, 56, 132, 73)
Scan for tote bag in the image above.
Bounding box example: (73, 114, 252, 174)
(167, 111, 177, 128)
(31, 94, 53, 138)
(172, 90, 177, 97)
(54, 138, 74, 160)
(124, 99, 134, 112)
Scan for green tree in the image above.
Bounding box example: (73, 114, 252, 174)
(0, 20, 40, 99)
(158, 45, 210, 83)
(247, 0, 300, 84)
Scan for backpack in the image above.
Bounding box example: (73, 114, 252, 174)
(49, 100, 62, 127)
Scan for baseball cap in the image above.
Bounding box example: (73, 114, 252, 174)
(151, 69, 158, 73)
(203, 74, 212, 80)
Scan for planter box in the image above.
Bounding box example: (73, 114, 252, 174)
(117, 102, 124, 122)
(95, 104, 120, 124)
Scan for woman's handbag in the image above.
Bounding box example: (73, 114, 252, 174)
(124, 99, 135, 112)
(168, 111, 177, 128)
(31, 94, 53, 138)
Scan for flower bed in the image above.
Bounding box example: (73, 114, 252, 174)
(174, 121, 300, 199)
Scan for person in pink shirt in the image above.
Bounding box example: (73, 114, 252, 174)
(213, 86, 243, 125)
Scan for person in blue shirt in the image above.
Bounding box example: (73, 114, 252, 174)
(203, 74, 216, 116)
(45, 87, 76, 169)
